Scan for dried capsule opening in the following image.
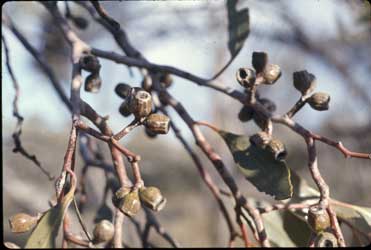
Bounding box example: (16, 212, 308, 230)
(276, 150, 287, 161)
(323, 240, 334, 247)
(154, 198, 167, 212)
(83, 56, 91, 65)
(239, 68, 248, 79)
(139, 92, 149, 98)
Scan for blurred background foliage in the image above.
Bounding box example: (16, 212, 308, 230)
(2, 0, 371, 247)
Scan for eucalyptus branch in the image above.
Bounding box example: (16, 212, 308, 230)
(4, 1, 370, 248)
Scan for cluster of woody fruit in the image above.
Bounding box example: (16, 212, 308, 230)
(8, 54, 172, 245)
(236, 52, 331, 162)
(236, 51, 335, 246)
(8, 51, 335, 246)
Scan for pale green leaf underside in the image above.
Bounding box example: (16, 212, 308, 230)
(25, 182, 75, 248)
(244, 199, 311, 247)
(219, 130, 293, 200)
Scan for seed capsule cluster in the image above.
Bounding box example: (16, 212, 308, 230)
(292, 70, 331, 111)
(114, 81, 171, 137)
(237, 52, 331, 138)
(112, 185, 166, 217)
(236, 52, 281, 131)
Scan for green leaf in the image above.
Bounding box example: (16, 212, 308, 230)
(25, 173, 76, 248)
(219, 130, 293, 200)
(244, 199, 311, 247)
(227, 0, 250, 58)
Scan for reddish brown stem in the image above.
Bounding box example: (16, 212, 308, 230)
(239, 221, 251, 247)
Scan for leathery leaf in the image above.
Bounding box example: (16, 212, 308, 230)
(25, 171, 76, 248)
(219, 130, 293, 200)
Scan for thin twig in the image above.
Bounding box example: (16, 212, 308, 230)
(73, 197, 93, 242)
(2, 34, 54, 180)
(113, 118, 142, 141)
(143, 208, 180, 248)
(90, 1, 120, 30)
(155, 99, 238, 246)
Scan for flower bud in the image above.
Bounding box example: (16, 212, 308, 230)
(314, 231, 338, 247)
(115, 83, 132, 99)
(9, 213, 38, 233)
(115, 190, 141, 217)
(141, 75, 152, 91)
(308, 92, 330, 111)
(252, 51, 268, 74)
(144, 113, 170, 135)
(119, 101, 132, 117)
(238, 105, 254, 122)
(293, 70, 317, 96)
(128, 90, 152, 118)
(84, 72, 102, 93)
(79, 54, 101, 73)
(236, 68, 256, 88)
(307, 205, 331, 233)
(262, 64, 281, 85)
(93, 220, 114, 243)
(139, 186, 166, 212)
(266, 139, 287, 161)
(249, 131, 271, 147)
